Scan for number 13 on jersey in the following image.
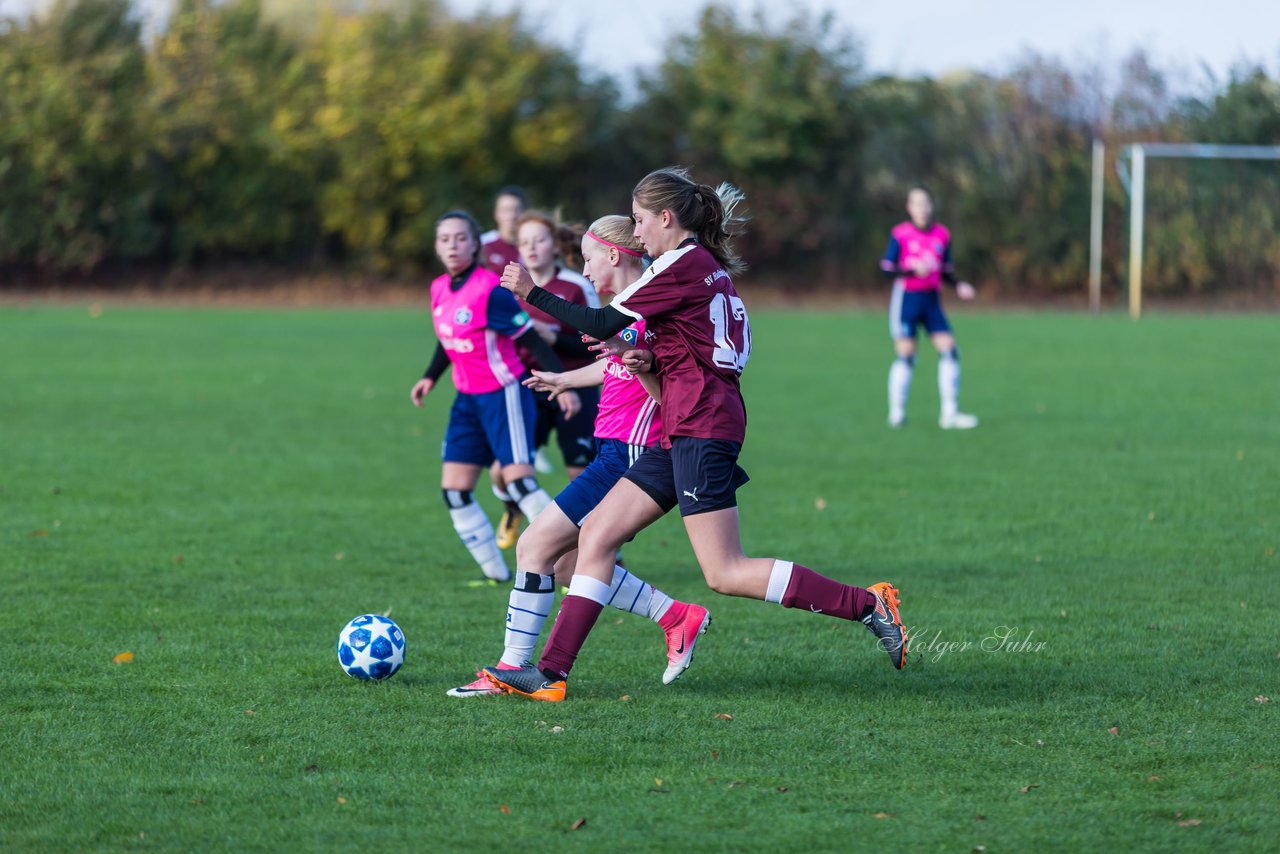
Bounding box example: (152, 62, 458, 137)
(710, 292, 751, 373)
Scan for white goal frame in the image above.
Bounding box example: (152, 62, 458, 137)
(1089, 142, 1280, 319)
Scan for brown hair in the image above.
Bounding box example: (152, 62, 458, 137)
(631, 167, 748, 275)
(435, 210, 483, 262)
(517, 209, 585, 272)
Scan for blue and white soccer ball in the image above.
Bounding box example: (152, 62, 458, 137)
(336, 614, 405, 680)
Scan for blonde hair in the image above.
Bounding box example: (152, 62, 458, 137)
(586, 214, 644, 256)
(632, 166, 749, 275)
(518, 209, 585, 271)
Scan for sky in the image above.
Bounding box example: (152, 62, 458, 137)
(440, 0, 1280, 87)
(4, 0, 1278, 86)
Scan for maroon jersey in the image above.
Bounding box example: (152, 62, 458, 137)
(517, 268, 600, 371)
(611, 240, 751, 446)
(480, 230, 520, 275)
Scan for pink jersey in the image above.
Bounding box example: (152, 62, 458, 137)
(430, 267, 530, 394)
(480, 230, 520, 275)
(611, 241, 750, 447)
(885, 221, 951, 292)
(594, 320, 662, 447)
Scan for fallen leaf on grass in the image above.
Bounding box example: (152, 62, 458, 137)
(1177, 818, 1201, 827)
(172, 554, 184, 564)
(654, 778, 664, 787)
(872, 812, 892, 819)
(715, 713, 733, 721)
(777, 786, 789, 793)
(973, 846, 986, 853)
(1255, 696, 1270, 704)
(30, 529, 48, 538)
(619, 695, 631, 702)
(709, 750, 720, 760)
(336, 796, 347, 805)
(570, 818, 587, 831)
(244, 709, 255, 715)
(1148, 775, 1162, 782)
(814, 497, 827, 510)
(1019, 784, 1040, 794)
(304, 765, 320, 774)
(334, 552, 345, 560)
(499, 805, 511, 815)
(550, 726, 563, 734)
(974, 814, 986, 821)
(1108, 727, 1120, 736)
(112, 651, 134, 665)
(726, 781, 744, 789)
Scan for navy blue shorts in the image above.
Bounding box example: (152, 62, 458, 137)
(624, 437, 750, 517)
(441, 382, 538, 467)
(554, 438, 647, 526)
(890, 283, 951, 339)
(534, 385, 599, 468)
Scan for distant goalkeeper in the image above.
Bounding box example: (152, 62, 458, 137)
(881, 186, 978, 429)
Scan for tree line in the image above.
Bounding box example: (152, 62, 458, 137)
(2, 0, 1278, 296)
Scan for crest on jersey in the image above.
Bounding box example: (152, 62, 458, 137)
(454, 307, 473, 324)
(619, 327, 639, 346)
(490, 253, 506, 267)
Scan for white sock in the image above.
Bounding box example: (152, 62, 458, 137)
(567, 573, 612, 605)
(507, 477, 552, 521)
(607, 565, 673, 622)
(764, 559, 794, 605)
(500, 570, 555, 667)
(447, 501, 509, 581)
(491, 483, 511, 504)
(938, 349, 960, 417)
(889, 356, 913, 419)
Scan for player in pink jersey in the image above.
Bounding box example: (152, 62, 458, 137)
(447, 214, 710, 697)
(484, 168, 909, 702)
(410, 210, 578, 584)
(479, 185, 526, 275)
(881, 186, 978, 429)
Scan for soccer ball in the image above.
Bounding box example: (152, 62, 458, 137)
(336, 614, 405, 680)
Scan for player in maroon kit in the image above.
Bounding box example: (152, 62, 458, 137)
(483, 168, 909, 702)
(479, 186, 526, 274)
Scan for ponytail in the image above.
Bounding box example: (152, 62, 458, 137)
(633, 167, 749, 276)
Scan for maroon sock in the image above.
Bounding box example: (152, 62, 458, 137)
(782, 564, 875, 622)
(537, 595, 604, 679)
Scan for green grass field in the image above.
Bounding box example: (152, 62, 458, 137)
(2, 303, 1276, 851)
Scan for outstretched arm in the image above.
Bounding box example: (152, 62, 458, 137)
(501, 263, 632, 339)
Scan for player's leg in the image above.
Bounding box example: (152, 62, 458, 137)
(674, 437, 908, 669)
(490, 382, 555, 520)
(490, 459, 523, 551)
(441, 395, 510, 583)
(484, 467, 673, 700)
(888, 282, 918, 427)
(929, 310, 977, 428)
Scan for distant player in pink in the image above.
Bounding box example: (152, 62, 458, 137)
(881, 186, 978, 429)
(479, 186, 526, 275)
(446, 214, 710, 697)
(410, 210, 577, 584)
(486, 168, 909, 703)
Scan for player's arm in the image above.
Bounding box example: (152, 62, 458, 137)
(623, 350, 662, 402)
(523, 360, 606, 399)
(486, 287, 565, 373)
(501, 264, 631, 340)
(411, 343, 450, 406)
(879, 236, 904, 280)
(940, 243, 976, 299)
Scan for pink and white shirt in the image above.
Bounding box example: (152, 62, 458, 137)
(430, 266, 531, 394)
(594, 320, 662, 448)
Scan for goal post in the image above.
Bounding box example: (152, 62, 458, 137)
(1091, 142, 1280, 319)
